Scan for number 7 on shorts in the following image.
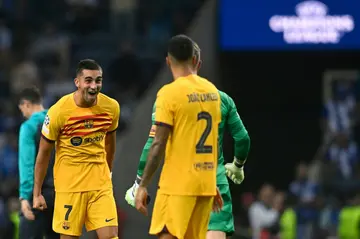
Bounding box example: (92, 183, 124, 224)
(64, 205, 73, 221)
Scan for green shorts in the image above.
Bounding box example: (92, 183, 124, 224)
(208, 183, 234, 236)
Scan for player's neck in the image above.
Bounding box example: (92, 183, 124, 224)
(73, 91, 97, 108)
(172, 68, 197, 80)
(30, 105, 45, 117)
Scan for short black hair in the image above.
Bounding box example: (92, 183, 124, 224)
(76, 59, 102, 76)
(18, 86, 42, 104)
(167, 35, 198, 62)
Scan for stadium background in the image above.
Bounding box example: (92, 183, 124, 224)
(0, 0, 358, 238)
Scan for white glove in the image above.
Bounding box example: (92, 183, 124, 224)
(225, 158, 245, 184)
(125, 179, 140, 207)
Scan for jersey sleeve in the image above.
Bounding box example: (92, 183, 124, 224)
(149, 102, 156, 137)
(137, 103, 156, 177)
(18, 122, 36, 200)
(226, 94, 250, 163)
(41, 105, 62, 141)
(155, 86, 174, 127)
(108, 100, 120, 133)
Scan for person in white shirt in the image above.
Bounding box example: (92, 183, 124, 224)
(249, 184, 280, 239)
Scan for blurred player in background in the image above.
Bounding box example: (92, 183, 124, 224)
(32, 59, 120, 239)
(126, 45, 250, 239)
(18, 87, 59, 239)
(134, 35, 223, 239)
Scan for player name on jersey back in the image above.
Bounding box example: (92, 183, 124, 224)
(187, 92, 219, 103)
(155, 75, 221, 196)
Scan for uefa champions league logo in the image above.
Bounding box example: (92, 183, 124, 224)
(269, 1, 355, 44)
(44, 115, 50, 126)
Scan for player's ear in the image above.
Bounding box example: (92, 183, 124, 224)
(166, 56, 171, 67)
(197, 60, 202, 71)
(192, 55, 201, 70)
(192, 55, 197, 66)
(74, 78, 80, 88)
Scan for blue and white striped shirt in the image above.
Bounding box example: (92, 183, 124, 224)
(327, 141, 358, 179)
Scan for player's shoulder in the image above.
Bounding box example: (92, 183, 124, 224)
(158, 83, 173, 93)
(156, 83, 177, 100)
(32, 109, 47, 119)
(19, 119, 37, 137)
(20, 119, 32, 132)
(98, 93, 120, 110)
(196, 75, 218, 89)
(218, 90, 228, 99)
(218, 90, 235, 106)
(29, 110, 48, 125)
(49, 93, 74, 113)
(20, 112, 45, 133)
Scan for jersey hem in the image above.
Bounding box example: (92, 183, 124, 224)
(54, 185, 112, 193)
(157, 190, 216, 196)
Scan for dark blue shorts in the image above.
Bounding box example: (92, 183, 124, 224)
(19, 189, 59, 239)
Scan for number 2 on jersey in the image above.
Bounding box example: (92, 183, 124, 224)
(196, 111, 213, 154)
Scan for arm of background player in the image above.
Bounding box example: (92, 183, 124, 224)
(140, 87, 173, 188)
(139, 125, 170, 188)
(18, 123, 36, 200)
(227, 97, 250, 165)
(136, 136, 154, 180)
(33, 137, 54, 196)
(136, 106, 156, 180)
(106, 100, 120, 171)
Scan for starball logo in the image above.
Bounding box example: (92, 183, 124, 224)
(269, 1, 355, 44)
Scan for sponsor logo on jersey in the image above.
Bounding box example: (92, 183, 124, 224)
(84, 134, 104, 144)
(193, 162, 214, 171)
(84, 119, 94, 129)
(70, 137, 83, 146)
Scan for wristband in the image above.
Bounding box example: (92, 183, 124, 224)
(134, 176, 151, 204)
(135, 175, 142, 185)
(234, 157, 245, 168)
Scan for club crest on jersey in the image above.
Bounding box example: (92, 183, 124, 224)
(84, 119, 94, 129)
(62, 221, 70, 230)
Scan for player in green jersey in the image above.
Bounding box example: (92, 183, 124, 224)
(125, 90, 250, 239)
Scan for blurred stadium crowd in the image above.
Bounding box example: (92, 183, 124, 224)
(0, 0, 359, 239)
(232, 78, 360, 239)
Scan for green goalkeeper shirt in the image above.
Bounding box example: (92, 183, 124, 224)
(136, 90, 250, 185)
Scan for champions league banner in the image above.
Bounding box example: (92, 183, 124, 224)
(219, 0, 360, 50)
